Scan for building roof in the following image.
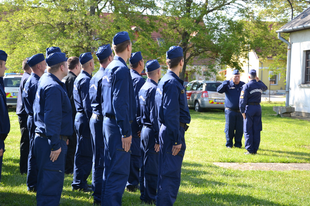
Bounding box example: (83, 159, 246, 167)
(277, 7, 310, 33)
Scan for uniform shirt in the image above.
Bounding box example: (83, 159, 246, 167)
(217, 80, 245, 110)
(139, 78, 159, 143)
(0, 77, 10, 138)
(73, 70, 92, 119)
(63, 71, 77, 117)
(33, 73, 73, 151)
(239, 79, 268, 113)
(155, 70, 191, 145)
(16, 72, 31, 115)
(22, 73, 40, 116)
(101, 56, 135, 137)
(89, 67, 105, 116)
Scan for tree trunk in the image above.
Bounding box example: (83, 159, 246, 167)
(180, 60, 187, 81)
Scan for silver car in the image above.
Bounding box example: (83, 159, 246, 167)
(187, 81, 225, 112)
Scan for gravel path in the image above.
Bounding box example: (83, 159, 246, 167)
(213, 163, 310, 171)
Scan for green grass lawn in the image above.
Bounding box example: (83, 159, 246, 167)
(1, 102, 310, 206)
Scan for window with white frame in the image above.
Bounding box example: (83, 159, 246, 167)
(305, 50, 310, 84)
(269, 71, 279, 85)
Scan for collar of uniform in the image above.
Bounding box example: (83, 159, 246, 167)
(31, 72, 40, 80)
(47, 72, 65, 86)
(99, 66, 105, 71)
(167, 70, 183, 85)
(147, 78, 157, 85)
(114, 56, 127, 67)
(130, 69, 141, 76)
(69, 71, 77, 77)
(81, 70, 92, 78)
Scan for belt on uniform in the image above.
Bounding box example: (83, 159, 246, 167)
(225, 107, 240, 112)
(36, 133, 68, 142)
(247, 103, 260, 105)
(143, 124, 153, 129)
(91, 113, 103, 121)
(180, 122, 189, 131)
(105, 114, 115, 119)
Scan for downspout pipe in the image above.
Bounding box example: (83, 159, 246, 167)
(277, 32, 291, 107)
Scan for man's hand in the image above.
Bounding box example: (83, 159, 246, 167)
(154, 144, 160, 152)
(242, 113, 246, 120)
(50, 147, 61, 162)
(0, 149, 3, 157)
(137, 131, 141, 138)
(172, 144, 182, 156)
(66, 139, 69, 146)
(255, 77, 260, 82)
(122, 135, 132, 152)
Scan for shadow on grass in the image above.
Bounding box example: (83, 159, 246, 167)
(259, 149, 310, 161)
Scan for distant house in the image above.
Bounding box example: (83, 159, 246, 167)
(277, 7, 310, 116)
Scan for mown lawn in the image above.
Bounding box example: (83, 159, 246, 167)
(1, 102, 310, 206)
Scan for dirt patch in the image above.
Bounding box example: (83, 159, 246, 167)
(213, 163, 310, 171)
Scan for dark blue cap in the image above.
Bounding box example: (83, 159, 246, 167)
(96, 44, 112, 60)
(232, 69, 240, 75)
(166, 46, 183, 59)
(129, 51, 142, 65)
(46, 47, 61, 57)
(145, 59, 160, 72)
(113, 31, 130, 45)
(79, 52, 93, 65)
(249, 69, 257, 76)
(46, 52, 67, 67)
(0, 50, 7, 61)
(27, 53, 45, 67)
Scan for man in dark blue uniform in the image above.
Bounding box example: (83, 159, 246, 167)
(46, 46, 61, 57)
(16, 58, 31, 174)
(239, 69, 267, 155)
(127, 51, 145, 192)
(217, 69, 245, 148)
(63, 56, 81, 174)
(0, 50, 10, 183)
(72, 52, 94, 192)
(23, 53, 46, 192)
(89, 44, 113, 205)
(101, 31, 135, 206)
(139, 59, 161, 204)
(155, 46, 191, 206)
(33, 52, 72, 206)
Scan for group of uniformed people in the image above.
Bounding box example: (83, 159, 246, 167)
(0, 31, 192, 206)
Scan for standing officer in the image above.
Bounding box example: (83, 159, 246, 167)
(155, 46, 191, 206)
(23, 53, 46, 192)
(46, 46, 61, 57)
(217, 69, 245, 148)
(239, 69, 267, 155)
(16, 58, 31, 175)
(0, 50, 10, 182)
(139, 59, 161, 204)
(72, 52, 94, 192)
(101, 31, 135, 206)
(63, 56, 81, 174)
(33, 52, 72, 206)
(127, 51, 145, 192)
(89, 44, 113, 205)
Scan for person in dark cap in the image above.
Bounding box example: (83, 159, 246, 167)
(139, 59, 161, 204)
(89, 44, 113, 205)
(0, 50, 10, 182)
(101, 31, 135, 206)
(46, 46, 61, 57)
(23, 53, 46, 192)
(155, 46, 191, 206)
(217, 69, 245, 149)
(16, 58, 31, 175)
(33, 52, 72, 206)
(63, 56, 81, 174)
(126, 51, 145, 192)
(239, 69, 267, 155)
(72, 52, 94, 192)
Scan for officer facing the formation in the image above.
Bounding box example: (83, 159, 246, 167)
(155, 46, 191, 206)
(139, 59, 161, 204)
(239, 69, 267, 155)
(101, 31, 135, 206)
(72, 52, 94, 192)
(217, 69, 245, 148)
(0, 50, 10, 182)
(127, 51, 145, 192)
(23, 53, 46, 192)
(89, 44, 113, 205)
(16, 58, 31, 175)
(33, 52, 72, 206)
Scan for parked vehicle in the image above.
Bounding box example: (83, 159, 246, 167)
(187, 80, 225, 112)
(3, 73, 22, 106)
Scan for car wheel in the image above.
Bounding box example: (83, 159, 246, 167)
(194, 101, 201, 112)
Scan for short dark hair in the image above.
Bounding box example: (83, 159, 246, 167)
(47, 62, 66, 74)
(166, 56, 183, 69)
(22, 58, 30, 71)
(250, 74, 256, 79)
(99, 54, 112, 64)
(113, 40, 131, 53)
(0, 60, 4, 68)
(130, 61, 139, 69)
(67, 56, 79, 70)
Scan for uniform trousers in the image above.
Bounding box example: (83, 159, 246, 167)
(244, 105, 262, 153)
(27, 115, 37, 190)
(18, 114, 29, 174)
(0, 138, 4, 182)
(224, 109, 243, 148)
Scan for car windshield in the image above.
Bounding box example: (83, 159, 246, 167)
(4, 77, 21, 87)
(205, 83, 221, 92)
